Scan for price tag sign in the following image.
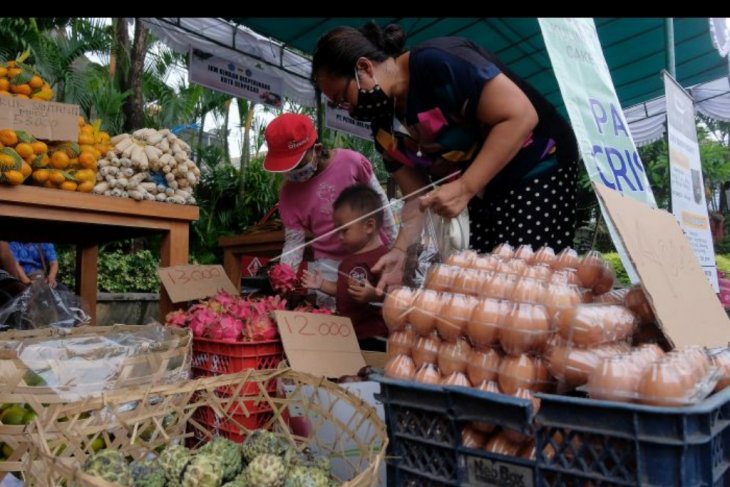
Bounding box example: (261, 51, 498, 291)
(274, 310, 366, 378)
(158, 264, 238, 303)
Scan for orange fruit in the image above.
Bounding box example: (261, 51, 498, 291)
(77, 133, 95, 146)
(78, 116, 86, 127)
(31, 169, 50, 184)
(49, 171, 66, 185)
(0, 154, 17, 169)
(0, 91, 11, 97)
(0, 67, 7, 77)
(2, 170, 24, 185)
(0, 79, 9, 91)
(50, 151, 70, 170)
(28, 75, 43, 89)
(6, 61, 16, 68)
(14, 94, 29, 100)
(43, 180, 55, 188)
(7, 68, 21, 78)
(31, 141, 48, 155)
(10, 84, 31, 96)
(33, 86, 53, 101)
(20, 162, 31, 178)
(0, 130, 18, 147)
(78, 151, 97, 168)
(60, 181, 77, 191)
(77, 180, 94, 193)
(14, 143, 33, 159)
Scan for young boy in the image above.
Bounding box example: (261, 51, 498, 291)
(302, 184, 389, 351)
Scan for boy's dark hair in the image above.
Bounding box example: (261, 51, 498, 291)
(333, 184, 384, 227)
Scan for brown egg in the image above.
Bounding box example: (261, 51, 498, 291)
(383, 286, 415, 332)
(384, 354, 416, 380)
(576, 251, 605, 289)
(451, 268, 484, 296)
(510, 277, 547, 305)
(412, 333, 441, 367)
(552, 247, 580, 270)
(514, 244, 535, 261)
(547, 345, 602, 387)
(485, 273, 519, 300)
(593, 288, 629, 304)
(519, 440, 537, 460)
(624, 285, 655, 324)
(549, 268, 581, 286)
(633, 343, 665, 365)
(602, 305, 639, 342)
(507, 258, 529, 276)
(558, 305, 611, 347)
(437, 294, 478, 342)
(498, 354, 537, 394)
(441, 371, 472, 387)
(533, 357, 552, 393)
(713, 349, 730, 391)
(476, 379, 502, 394)
(587, 356, 639, 402)
(543, 284, 583, 319)
(592, 264, 615, 295)
(445, 250, 478, 268)
(492, 243, 515, 260)
(414, 363, 442, 385)
(522, 264, 553, 282)
(472, 255, 501, 272)
(467, 298, 508, 349)
(531, 246, 556, 267)
(638, 361, 692, 406)
(503, 388, 540, 444)
(438, 339, 472, 376)
(387, 328, 417, 357)
(425, 264, 457, 293)
(484, 432, 521, 456)
(466, 348, 502, 385)
(500, 303, 551, 356)
(462, 425, 488, 449)
(409, 290, 442, 337)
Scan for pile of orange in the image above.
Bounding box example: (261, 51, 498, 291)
(0, 56, 53, 101)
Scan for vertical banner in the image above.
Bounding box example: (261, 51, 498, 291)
(664, 72, 719, 291)
(324, 104, 372, 140)
(540, 18, 658, 282)
(189, 48, 284, 108)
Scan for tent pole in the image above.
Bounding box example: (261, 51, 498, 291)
(315, 88, 324, 135)
(665, 18, 676, 213)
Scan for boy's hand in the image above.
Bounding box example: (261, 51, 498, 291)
(301, 270, 323, 290)
(347, 278, 378, 303)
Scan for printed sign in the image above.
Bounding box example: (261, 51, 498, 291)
(158, 264, 238, 303)
(274, 310, 365, 378)
(664, 72, 718, 291)
(324, 104, 372, 140)
(189, 48, 284, 108)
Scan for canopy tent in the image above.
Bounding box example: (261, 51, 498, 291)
(625, 76, 730, 147)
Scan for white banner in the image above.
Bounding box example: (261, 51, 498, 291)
(189, 48, 284, 108)
(540, 18, 659, 283)
(324, 105, 372, 140)
(664, 72, 719, 291)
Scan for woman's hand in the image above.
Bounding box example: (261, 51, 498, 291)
(419, 178, 474, 218)
(47, 276, 57, 288)
(301, 270, 323, 290)
(371, 247, 407, 294)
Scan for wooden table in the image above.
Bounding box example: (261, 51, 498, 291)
(0, 185, 199, 324)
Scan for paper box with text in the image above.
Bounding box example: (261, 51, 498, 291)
(0, 97, 79, 142)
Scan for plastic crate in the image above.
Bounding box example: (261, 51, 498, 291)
(192, 337, 283, 373)
(377, 376, 537, 486)
(535, 386, 730, 487)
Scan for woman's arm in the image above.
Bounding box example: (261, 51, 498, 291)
(421, 73, 538, 217)
(280, 227, 306, 270)
(47, 260, 59, 288)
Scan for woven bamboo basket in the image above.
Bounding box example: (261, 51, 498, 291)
(25, 368, 387, 487)
(0, 324, 191, 477)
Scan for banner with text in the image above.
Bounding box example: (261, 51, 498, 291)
(540, 18, 658, 283)
(664, 72, 718, 291)
(189, 48, 284, 108)
(325, 104, 372, 140)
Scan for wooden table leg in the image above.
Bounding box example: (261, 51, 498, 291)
(76, 244, 98, 325)
(223, 249, 242, 292)
(160, 222, 189, 319)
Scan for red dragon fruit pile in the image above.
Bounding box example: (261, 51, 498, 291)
(165, 291, 287, 342)
(268, 263, 300, 294)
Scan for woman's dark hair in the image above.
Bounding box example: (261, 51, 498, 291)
(311, 22, 406, 84)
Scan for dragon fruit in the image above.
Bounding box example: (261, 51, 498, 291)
(269, 263, 299, 294)
(165, 310, 188, 328)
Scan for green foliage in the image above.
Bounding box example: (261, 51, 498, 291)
(601, 252, 631, 287)
(716, 254, 730, 276)
(57, 245, 160, 293)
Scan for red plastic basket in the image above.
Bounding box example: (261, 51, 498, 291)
(192, 338, 283, 372)
(188, 406, 275, 444)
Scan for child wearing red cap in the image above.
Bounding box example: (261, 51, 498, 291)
(263, 113, 396, 308)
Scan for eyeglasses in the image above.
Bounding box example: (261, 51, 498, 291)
(326, 77, 353, 110)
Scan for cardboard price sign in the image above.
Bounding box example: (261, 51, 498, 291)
(158, 265, 238, 303)
(594, 183, 730, 348)
(274, 310, 365, 378)
(0, 97, 79, 141)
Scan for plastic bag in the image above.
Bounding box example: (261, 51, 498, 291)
(0, 277, 90, 330)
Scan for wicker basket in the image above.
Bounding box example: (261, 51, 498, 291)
(25, 368, 386, 487)
(0, 324, 191, 476)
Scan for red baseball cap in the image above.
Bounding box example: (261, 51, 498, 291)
(263, 113, 318, 172)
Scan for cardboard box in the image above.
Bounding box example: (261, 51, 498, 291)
(0, 97, 79, 142)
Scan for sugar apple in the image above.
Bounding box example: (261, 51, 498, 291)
(130, 458, 166, 487)
(222, 469, 252, 487)
(283, 465, 332, 487)
(245, 453, 287, 487)
(241, 430, 291, 463)
(181, 453, 224, 487)
(82, 450, 133, 486)
(158, 444, 193, 487)
(199, 436, 243, 481)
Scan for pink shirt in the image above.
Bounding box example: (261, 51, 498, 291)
(279, 149, 388, 261)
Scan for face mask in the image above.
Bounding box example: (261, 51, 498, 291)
(349, 70, 393, 122)
(286, 153, 318, 182)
